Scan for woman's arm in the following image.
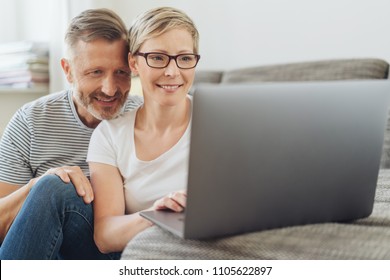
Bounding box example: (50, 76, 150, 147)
(89, 162, 153, 254)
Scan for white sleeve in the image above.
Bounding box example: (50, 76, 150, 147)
(87, 120, 118, 167)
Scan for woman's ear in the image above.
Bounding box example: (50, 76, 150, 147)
(61, 58, 73, 83)
(128, 52, 139, 75)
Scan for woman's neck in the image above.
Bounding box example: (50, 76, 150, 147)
(135, 97, 191, 133)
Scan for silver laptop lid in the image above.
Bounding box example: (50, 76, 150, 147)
(184, 80, 390, 239)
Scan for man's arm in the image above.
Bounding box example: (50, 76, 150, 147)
(0, 180, 35, 242)
(0, 96, 94, 242)
(0, 165, 94, 243)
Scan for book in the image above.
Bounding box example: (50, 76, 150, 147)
(0, 41, 49, 56)
(0, 41, 49, 89)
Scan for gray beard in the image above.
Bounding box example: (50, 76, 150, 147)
(73, 91, 125, 121)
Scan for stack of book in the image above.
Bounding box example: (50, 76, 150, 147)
(0, 41, 49, 90)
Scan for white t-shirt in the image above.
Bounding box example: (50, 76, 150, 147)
(87, 100, 191, 214)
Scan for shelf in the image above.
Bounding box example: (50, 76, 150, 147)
(0, 87, 49, 95)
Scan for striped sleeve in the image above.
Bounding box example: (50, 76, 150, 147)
(0, 108, 34, 185)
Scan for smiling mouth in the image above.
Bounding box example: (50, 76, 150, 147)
(158, 84, 182, 90)
(95, 96, 118, 104)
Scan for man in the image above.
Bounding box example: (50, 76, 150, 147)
(0, 8, 142, 259)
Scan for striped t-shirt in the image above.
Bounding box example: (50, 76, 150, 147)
(0, 90, 142, 186)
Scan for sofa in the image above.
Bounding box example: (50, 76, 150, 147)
(121, 58, 390, 260)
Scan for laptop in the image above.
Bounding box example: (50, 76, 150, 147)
(141, 80, 390, 239)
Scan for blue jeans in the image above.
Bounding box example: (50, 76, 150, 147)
(0, 175, 121, 260)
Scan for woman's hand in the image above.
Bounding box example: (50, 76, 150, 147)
(152, 191, 187, 212)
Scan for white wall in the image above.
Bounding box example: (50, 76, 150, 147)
(88, 0, 390, 71)
(0, 0, 51, 43)
(0, 0, 17, 42)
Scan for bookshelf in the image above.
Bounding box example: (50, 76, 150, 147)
(0, 87, 49, 95)
(0, 40, 49, 137)
(0, 88, 49, 137)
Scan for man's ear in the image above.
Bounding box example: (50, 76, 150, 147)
(128, 52, 139, 75)
(61, 58, 73, 83)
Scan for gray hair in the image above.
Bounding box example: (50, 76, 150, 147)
(128, 7, 199, 54)
(65, 8, 128, 55)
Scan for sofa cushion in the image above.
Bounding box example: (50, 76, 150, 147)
(220, 58, 389, 83)
(194, 70, 223, 84)
(121, 169, 390, 260)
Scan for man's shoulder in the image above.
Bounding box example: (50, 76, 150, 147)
(98, 106, 138, 138)
(104, 108, 136, 129)
(20, 90, 70, 113)
(124, 95, 143, 111)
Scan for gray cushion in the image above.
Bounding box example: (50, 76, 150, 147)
(381, 120, 390, 168)
(121, 169, 390, 260)
(221, 58, 389, 83)
(194, 70, 223, 84)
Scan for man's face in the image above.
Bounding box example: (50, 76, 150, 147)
(62, 39, 131, 128)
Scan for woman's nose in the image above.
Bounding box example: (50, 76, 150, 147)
(164, 58, 180, 77)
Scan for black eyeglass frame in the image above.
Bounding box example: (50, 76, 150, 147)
(135, 52, 201, 69)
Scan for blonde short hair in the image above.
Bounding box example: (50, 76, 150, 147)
(128, 7, 199, 54)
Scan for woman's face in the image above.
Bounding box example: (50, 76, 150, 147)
(129, 28, 196, 107)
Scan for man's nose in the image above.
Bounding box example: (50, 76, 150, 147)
(101, 75, 118, 96)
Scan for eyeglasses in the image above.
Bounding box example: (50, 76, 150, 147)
(135, 52, 200, 69)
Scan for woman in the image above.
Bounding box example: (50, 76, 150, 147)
(87, 6, 200, 255)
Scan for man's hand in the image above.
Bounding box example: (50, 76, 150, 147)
(39, 166, 94, 204)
